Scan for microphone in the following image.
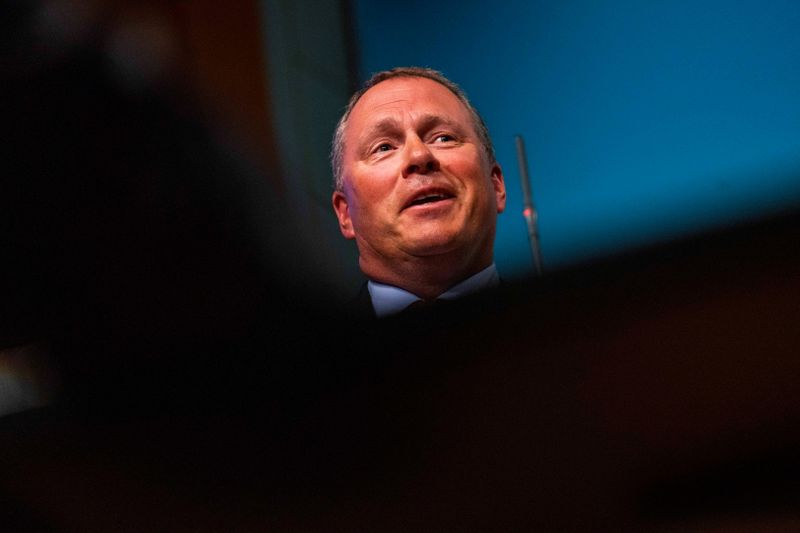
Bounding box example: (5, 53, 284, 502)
(515, 134, 544, 276)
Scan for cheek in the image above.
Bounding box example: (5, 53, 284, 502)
(450, 162, 494, 201)
(348, 179, 394, 227)
(355, 170, 398, 207)
(442, 150, 490, 180)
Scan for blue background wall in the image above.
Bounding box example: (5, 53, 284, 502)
(353, 0, 800, 279)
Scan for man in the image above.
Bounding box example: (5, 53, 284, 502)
(331, 67, 506, 317)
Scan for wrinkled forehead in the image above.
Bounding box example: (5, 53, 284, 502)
(345, 77, 473, 141)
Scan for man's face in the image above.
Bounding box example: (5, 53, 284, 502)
(332, 77, 506, 276)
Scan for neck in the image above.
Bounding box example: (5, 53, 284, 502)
(360, 250, 492, 300)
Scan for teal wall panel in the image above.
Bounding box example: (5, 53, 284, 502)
(353, 0, 800, 278)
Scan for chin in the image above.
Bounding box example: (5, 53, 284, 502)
(403, 232, 464, 257)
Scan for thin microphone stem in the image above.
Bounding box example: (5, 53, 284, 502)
(514, 134, 544, 276)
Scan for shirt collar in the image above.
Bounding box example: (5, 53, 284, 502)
(367, 263, 499, 318)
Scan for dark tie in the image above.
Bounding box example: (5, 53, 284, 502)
(404, 298, 442, 312)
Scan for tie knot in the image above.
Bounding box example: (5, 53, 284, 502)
(405, 298, 441, 312)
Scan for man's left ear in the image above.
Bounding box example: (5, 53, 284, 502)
(491, 164, 506, 213)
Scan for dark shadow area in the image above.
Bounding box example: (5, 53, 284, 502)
(3, 2, 800, 531)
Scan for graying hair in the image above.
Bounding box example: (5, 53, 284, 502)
(331, 67, 496, 191)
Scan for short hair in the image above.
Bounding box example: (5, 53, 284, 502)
(331, 67, 496, 191)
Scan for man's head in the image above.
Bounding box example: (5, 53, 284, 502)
(331, 67, 497, 192)
(331, 67, 506, 296)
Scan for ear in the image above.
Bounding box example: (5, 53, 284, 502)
(491, 163, 506, 213)
(332, 190, 356, 239)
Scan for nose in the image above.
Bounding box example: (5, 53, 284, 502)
(402, 135, 439, 178)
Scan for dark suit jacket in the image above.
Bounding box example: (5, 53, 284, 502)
(347, 281, 377, 320)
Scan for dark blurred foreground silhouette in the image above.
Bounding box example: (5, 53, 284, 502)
(3, 2, 800, 531)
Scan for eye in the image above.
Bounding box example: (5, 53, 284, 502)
(433, 133, 456, 143)
(374, 142, 393, 153)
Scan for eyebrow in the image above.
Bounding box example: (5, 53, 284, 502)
(416, 113, 465, 135)
(357, 118, 402, 148)
(356, 113, 466, 150)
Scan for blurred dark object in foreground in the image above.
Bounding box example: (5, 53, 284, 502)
(2, 202, 800, 532)
(3, 2, 800, 531)
(1, 0, 297, 351)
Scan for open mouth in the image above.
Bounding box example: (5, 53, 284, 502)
(404, 191, 455, 210)
(410, 193, 452, 206)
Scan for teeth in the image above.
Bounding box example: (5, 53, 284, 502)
(412, 194, 445, 205)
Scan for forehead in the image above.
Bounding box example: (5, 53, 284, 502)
(346, 77, 472, 138)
